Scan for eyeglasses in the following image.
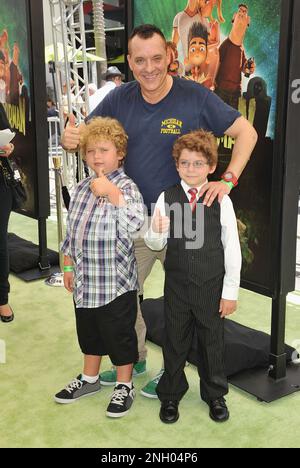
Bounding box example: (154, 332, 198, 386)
(178, 160, 208, 169)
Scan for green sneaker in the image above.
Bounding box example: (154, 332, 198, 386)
(140, 369, 164, 399)
(133, 359, 146, 376)
(99, 367, 117, 386)
(100, 360, 147, 386)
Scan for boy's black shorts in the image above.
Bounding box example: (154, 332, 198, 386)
(74, 291, 138, 366)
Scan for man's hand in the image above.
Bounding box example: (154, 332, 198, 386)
(152, 208, 170, 233)
(219, 299, 237, 318)
(64, 272, 74, 292)
(243, 58, 256, 76)
(199, 181, 230, 206)
(61, 114, 81, 151)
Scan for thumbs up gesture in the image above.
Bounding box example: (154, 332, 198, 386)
(90, 168, 112, 198)
(61, 113, 81, 150)
(152, 208, 170, 234)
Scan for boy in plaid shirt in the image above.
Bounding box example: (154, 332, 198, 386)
(54, 117, 144, 418)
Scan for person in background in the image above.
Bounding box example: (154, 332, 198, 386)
(89, 66, 124, 113)
(47, 96, 60, 144)
(61, 79, 85, 120)
(88, 83, 97, 97)
(0, 103, 15, 322)
(47, 96, 58, 118)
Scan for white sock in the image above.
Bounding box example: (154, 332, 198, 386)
(81, 373, 98, 384)
(116, 381, 132, 389)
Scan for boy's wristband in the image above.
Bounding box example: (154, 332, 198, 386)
(221, 180, 235, 190)
(63, 265, 74, 272)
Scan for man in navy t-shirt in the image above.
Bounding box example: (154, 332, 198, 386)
(61, 24, 257, 399)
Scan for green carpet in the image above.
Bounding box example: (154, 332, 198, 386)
(1, 213, 300, 448)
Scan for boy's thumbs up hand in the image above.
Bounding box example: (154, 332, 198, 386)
(90, 168, 112, 198)
(152, 208, 170, 233)
(95, 167, 104, 178)
(61, 113, 81, 150)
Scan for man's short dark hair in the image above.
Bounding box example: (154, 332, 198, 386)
(128, 24, 167, 49)
(239, 3, 248, 10)
(188, 22, 209, 48)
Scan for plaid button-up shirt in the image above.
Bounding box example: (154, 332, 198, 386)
(61, 167, 145, 308)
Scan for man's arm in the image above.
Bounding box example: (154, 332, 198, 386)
(62, 89, 115, 151)
(224, 115, 258, 177)
(199, 116, 257, 206)
(61, 113, 85, 152)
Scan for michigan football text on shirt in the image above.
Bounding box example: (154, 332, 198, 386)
(161, 118, 183, 135)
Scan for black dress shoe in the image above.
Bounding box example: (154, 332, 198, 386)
(209, 397, 229, 423)
(159, 400, 179, 424)
(0, 306, 14, 323)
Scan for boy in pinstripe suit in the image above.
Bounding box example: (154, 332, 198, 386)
(145, 129, 242, 423)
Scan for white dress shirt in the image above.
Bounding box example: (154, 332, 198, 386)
(144, 179, 242, 300)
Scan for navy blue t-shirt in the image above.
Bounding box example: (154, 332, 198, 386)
(88, 77, 240, 212)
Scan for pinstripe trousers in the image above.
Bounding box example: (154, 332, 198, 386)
(156, 274, 228, 403)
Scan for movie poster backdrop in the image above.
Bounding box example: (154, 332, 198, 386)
(132, 0, 282, 295)
(0, 0, 49, 219)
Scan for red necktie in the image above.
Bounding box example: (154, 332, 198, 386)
(188, 187, 198, 212)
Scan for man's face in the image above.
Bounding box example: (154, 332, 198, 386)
(113, 76, 122, 87)
(188, 37, 207, 66)
(127, 34, 169, 95)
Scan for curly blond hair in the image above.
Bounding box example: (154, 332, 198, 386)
(172, 129, 218, 167)
(80, 117, 128, 163)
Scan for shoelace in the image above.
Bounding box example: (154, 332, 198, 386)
(65, 378, 83, 394)
(110, 387, 129, 406)
(213, 397, 226, 408)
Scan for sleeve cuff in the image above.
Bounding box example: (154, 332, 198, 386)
(144, 228, 166, 251)
(147, 227, 163, 239)
(221, 285, 239, 301)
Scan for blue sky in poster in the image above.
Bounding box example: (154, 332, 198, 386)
(134, 0, 282, 138)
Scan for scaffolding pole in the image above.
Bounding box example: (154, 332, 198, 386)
(47, 0, 92, 285)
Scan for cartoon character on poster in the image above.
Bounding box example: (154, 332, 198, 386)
(172, 0, 224, 88)
(183, 22, 210, 85)
(215, 3, 255, 109)
(167, 41, 184, 77)
(0, 30, 9, 103)
(0, 0, 32, 212)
